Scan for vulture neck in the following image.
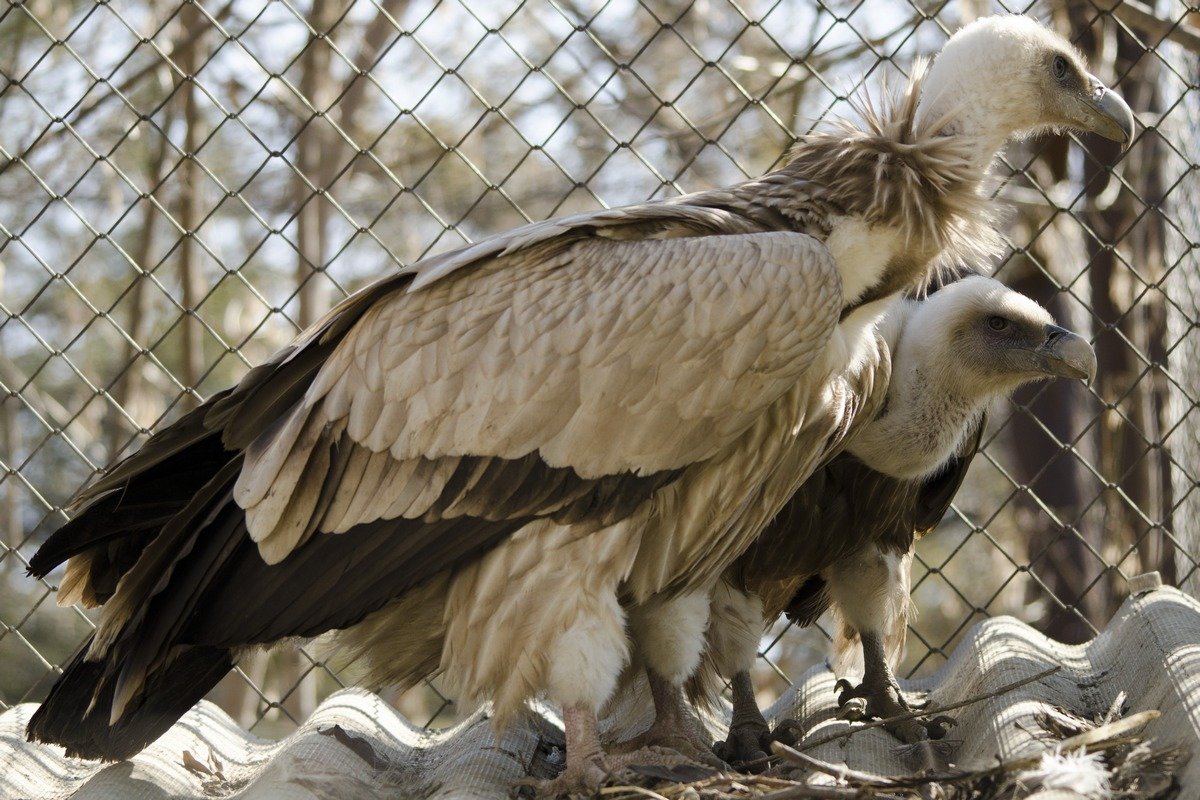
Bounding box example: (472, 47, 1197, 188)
(771, 61, 1004, 314)
(846, 304, 986, 480)
(849, 365, 985, 481)
(919, 102, 1014, 174)
(916, 50, 1038, 174)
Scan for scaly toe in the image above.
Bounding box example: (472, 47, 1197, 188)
(835, 679, 911, 720)
(769, 717, 806, 749)
(530, 746, 716, 797)
(612, 729, 722, 768)
(608, 746, 720, 784)
(889, 718, 930, 745)
(711, 721, 771, 772)
(525, 755, 611, 798)
(838, 696, 870, 721)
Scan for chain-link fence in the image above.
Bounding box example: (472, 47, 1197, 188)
(0, 0, 1197, 741)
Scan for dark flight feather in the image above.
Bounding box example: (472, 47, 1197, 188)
(26, 640, 232, 761)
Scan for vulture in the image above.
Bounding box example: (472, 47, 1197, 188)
(701, 276, 1096, 764)
(23, 14, 1129, 791)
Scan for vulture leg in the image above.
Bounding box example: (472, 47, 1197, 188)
(705, 582, 772, 768)
(618, 591, 723, 764)
(611, 669, 720, 764)
(823, 546, 951, 744)
(537, 703, 716, 794)
(711, 669, 772, 770)
(541, 704, 612, 791)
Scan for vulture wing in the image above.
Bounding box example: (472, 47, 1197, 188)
(28, 203, 840, 760)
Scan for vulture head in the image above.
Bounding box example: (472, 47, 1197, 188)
(849, 275, 1096, 480)
(919, 15, 1134, 162)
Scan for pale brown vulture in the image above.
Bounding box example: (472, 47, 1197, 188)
(25, 14, 1128, 789)
(697, 276, 1096, 764)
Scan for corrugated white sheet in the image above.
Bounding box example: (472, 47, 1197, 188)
(2, 581, 1196, 800)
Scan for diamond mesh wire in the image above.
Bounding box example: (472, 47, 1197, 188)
(0, 0, 1195, 737)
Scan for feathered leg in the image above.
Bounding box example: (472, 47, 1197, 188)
(617, 591, 722, 763)
(819, 545, 952, 744)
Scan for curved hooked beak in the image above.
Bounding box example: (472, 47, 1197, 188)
(1078, 74, 1135, 150)
(1035, 325, 1097, 382)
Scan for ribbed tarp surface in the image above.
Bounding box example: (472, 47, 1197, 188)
(2, 582, 1196, 800)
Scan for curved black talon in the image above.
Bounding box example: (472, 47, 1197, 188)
(924, 714, 957, 740)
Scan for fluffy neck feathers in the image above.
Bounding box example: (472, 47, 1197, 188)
(778, 60, 1002, 298)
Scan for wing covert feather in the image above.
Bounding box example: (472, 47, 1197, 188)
(329, 232, 836, 472)
(234, 231, 842, 558)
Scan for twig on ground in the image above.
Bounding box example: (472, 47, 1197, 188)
(756, 785, 906, 799)
(772, 744, 897, 787)
(599, 785, 673, 800)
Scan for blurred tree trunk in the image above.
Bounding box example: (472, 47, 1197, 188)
(175, 2, 206, 405)
(2, 381, 21, 569)
(1007, 251, 1108, 642)
(1003, 4, 1182, 640)
(1064, 3, 1176, 606)
(1002, 133, 1110, 642)
(228, 0, 410, 726)
(1165, 26, 1199, 596)
(293, 1, 342, 329)
(267, 0, 348, 723)
(107, 89, 173, 461)
(340, 0, 410, 142)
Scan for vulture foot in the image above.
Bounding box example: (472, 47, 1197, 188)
(711, 718, 772, 772)
(530, 747, 717, 797)
(768, 717, 807, 749)
(613, 671, 724, 768)
(834, 678, 952, 744)
(713, 669, 772, 771)
(612, 727, 725, 769)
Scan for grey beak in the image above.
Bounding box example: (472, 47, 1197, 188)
(1037, 325, 1097, 382)
(1083, 74, 1135, 149)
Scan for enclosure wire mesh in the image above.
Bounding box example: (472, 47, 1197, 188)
(0, 0, 1196, 736)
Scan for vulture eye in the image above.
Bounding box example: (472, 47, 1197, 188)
(1052, 55, 1069, 81)
(988, 316, 1010, 331)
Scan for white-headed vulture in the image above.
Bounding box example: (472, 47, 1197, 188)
(702, 276, 1096, 765)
